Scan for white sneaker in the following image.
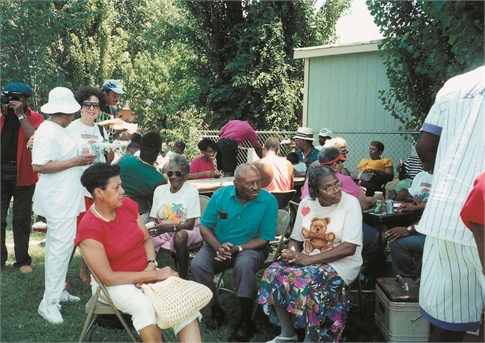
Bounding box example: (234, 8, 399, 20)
(60, 290, 80, 302)
(38, 299, 63, 324)
(266, 334, 298, 343)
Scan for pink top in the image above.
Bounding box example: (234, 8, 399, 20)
(190, 156, 215, 179)
(219, 120, 259, 147)
(263, 155, 292, 192)
(301, 173, 360, 200)
(74, 198, 147, 272)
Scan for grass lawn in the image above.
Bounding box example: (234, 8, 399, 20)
(1, 205, 385, 342)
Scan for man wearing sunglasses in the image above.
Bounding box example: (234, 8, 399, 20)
(117, 132, 167, 220)
(1, 82, 44, 273)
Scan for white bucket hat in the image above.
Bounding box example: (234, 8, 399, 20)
(293, 127, 314, 141)
(40, 87, 81, 114)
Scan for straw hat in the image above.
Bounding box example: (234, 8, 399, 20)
(40, 87, 80, 114)
(293, 127, 314, 141)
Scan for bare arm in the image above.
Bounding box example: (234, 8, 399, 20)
(32, 155, 96, 174)
(79, 216, 178, 287)
(470, 222, 485, 271)
(370, 166, 394, 182)
(416, 132, 440, 167)
(253, 161, 273, 189)
(9, 101, 36, 139)
(395, 189, 413, 202)
(281, 240, 357, 266)
(148, 218, 196, 236)
(187, 170, 216, 180)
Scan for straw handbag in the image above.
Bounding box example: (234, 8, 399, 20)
(140, 276, 212, 329)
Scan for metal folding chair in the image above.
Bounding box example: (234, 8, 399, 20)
(270, 190, 297, 210)
(78, 248, 137, 343)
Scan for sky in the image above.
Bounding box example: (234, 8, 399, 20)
(327, 0, 383, 44)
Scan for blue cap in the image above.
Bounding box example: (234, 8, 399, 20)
(101, 79, 125, 94)
(3, 82, 34, 96)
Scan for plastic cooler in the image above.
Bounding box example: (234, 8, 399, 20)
(375, 277, 430, 342)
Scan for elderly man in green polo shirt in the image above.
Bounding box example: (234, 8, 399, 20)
(191, 163, 278, 342)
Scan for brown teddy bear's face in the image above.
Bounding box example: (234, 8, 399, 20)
(310, 217, 330, 234)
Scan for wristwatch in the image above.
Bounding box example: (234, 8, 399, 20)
(147, 259, 158, 267)
(18, 114, 26, 121)
(407, 225, 414, 232)
(238, 245, 243, 252)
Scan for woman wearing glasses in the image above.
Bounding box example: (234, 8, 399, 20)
(188, 138, 219, 179)
(258, 166, 362, 343)
(66, 86, 115, 285)
(147, 156, 202, 279)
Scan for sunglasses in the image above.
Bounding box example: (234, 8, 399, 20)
(82, 102, 100, 108)
(167, 170, 185, 177)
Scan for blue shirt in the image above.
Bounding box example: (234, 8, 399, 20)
(201, 185, 278, 246)
(296, 147, 319, 168)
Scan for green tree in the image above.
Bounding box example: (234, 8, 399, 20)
(183, 0, 351, 130)
(367, 0, 484, 131)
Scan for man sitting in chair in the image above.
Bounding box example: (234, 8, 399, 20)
(191, 163, 278, 342)
(253, 137, 294, 192)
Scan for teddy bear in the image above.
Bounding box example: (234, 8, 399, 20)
(301, 217, 335, 254)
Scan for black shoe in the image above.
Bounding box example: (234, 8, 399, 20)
(206, 307, 225, 330)
(228, 322, 256, 342)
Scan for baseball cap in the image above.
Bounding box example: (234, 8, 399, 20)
(102, 79, 125, 94)
(319, 128, 333, 138)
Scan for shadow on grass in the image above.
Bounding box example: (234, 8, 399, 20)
(2, 227, 385, 342)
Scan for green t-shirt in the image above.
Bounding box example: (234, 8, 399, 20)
(118, 154, 165, 200)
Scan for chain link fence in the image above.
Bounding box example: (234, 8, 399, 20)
(190, 129, 420, 192)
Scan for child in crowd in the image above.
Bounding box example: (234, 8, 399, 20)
(173, 141, 187, 159)
(287, 152, 307, 174)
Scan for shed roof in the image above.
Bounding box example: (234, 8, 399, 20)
(293, 39, 382, 59)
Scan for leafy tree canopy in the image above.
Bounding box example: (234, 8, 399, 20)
(367, 0, 484, 131)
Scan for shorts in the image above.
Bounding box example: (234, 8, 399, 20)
(419, 235, 485, 332)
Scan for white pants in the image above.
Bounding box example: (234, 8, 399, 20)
(420, 236, 485, 329)
(92, 279, 201, 334)
(42, 216, 77, 301)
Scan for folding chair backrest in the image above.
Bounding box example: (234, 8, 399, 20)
(78, 247, 137, 343)
(199, 195, 211, 216)
(272, 210, 291, 263)
(271, 190, 297, 210)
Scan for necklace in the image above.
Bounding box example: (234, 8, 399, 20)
(91, 204, 113, 222)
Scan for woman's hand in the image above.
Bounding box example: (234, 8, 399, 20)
(412, 197, 424, 205)
(280, 248, 311, 266)
(204, 170, 216, 178)
(155, 266, 179, 280)
(385, 226, 411, 242)
(396, 203, 416, 212)
(73, 154, 96, 166)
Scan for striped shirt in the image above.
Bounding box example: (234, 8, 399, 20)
(403, 155, 422, 179)
(417, 66, 485, 246)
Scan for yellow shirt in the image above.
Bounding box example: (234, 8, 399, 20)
(357, 158, 393, 171)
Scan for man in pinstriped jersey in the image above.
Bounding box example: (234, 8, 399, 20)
(416, 65, 485, 341)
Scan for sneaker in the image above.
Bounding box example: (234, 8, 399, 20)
(38, 300, 63, 324)
(60, 290, 80, 302)
(19, 265, 33, 273)
(266, 334, 299, 343)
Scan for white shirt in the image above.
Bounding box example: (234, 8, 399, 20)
(32, 121, 85, 218)
(67, 119, 108, 197)
(417, 66, 485, 245)
(291, 192, 362, 285)
(150, 182, 200, 223)
(408, 171, 433, 203)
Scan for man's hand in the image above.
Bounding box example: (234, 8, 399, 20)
(27, 132, 35, 150)
(412, 197, 424, 205)
(396, 203, 417, 212)
(9, 100, 25, 117)
(214, 242, 234, 261)
(385, 226, 412, 242)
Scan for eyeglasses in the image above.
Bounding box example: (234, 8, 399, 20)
(167, 170, 185, 177)
(82, 102, 100, 108)
(319, 180, 343, 194)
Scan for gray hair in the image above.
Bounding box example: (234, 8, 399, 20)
(308, 166, 336, 200)
(324, 137, 347, 149)
(234, 163, 259, 181)
(167, 155, 190, 174)
(318, 146, 341, 164)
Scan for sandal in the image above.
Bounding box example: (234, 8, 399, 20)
(78, 273, 91, 285)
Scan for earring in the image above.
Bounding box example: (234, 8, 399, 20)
(100, 197, 104, 202)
